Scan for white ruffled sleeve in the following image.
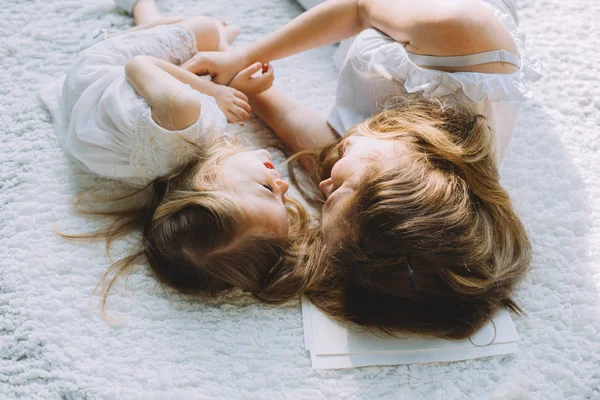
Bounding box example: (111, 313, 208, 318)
(377, 33, 542, 104)
(373, 0, 543, 104)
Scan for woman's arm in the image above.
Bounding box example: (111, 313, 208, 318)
(125, 55, 252, 125)
(183, 0, 364, 82)
(250, 88, 338, 171)
(241, 0, 482, 63)
(183, 0, 517, 83)
(364, 0, 519, 60)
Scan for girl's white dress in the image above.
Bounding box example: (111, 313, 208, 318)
(40, 25, 227, 187)
(300, 0, 542, 164)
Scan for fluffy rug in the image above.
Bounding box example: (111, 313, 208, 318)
(1, 0, 598, 398)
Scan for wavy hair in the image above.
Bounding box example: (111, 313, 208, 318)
(60, 137, 312, 315)
(291, 96, 531, 339)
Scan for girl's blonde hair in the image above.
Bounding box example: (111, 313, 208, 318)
(62, 137, 312, 314)
(292, 96, 531, 339)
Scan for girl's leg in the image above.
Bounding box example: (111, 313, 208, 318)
(78, 0, 170, 52)
(129, 0, 240, 50)
(132, 0, 162, 25)
(108, 0, 183, 38)
(109, 0, 240, 51)
(178, 17, 240, 52)
(108, 17, 187, 38)
(108, 0, 187, 39)
(110, 16, 240, 51)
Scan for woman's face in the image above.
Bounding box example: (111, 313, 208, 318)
(319, 135, 405, 245)
(219, 149, 290, 236)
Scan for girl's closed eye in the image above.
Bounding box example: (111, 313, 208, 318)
(262, 183, 274, 192)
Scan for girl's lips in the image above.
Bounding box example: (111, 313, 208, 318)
(264, 161, 275, 170)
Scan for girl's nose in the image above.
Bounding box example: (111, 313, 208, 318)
(275, 178, 289, 197)
(319, 178, 334, 198)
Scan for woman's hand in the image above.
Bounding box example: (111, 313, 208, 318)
(211, 85, 251, 124)
(229, 63, 274, 97)
(181, 49, 248, 86)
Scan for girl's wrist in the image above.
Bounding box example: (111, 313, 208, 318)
(197, 77, 218, 96)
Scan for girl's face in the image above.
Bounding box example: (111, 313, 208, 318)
(319, 135, 406, 245)
(219, 149, 290, 236)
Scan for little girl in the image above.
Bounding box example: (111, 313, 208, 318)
(185, 0, 542, 338)
(40, 0, 311, 310)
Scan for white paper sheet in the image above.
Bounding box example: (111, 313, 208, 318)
(301, 298, 520, 369)
(310, 342, 519, 369)
(301, 296, 312, 351)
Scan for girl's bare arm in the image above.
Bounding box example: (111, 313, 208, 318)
(250, 88, 338, 171)
(126, 55, 205, 130)
(125, 55, 252, 126)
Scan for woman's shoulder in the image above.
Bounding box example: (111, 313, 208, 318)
(342, 20, 541, 104)
(405, 0, 519, 61)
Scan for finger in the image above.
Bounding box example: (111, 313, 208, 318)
(234, 98, 252, 114)
(231, 106, 250, 122)
(181, 56, 198, 71)
(181, 58, 192, 69)
(254, 63, 274, 83)
(263, 64, 275, 88)
(181, 59, 206, 75)
(239, 62, 263, 78)
(233, 90, 249, 103)
(182, 53, 215, 76)
(226, 111, 243, 124)
(234, 106, 250, 122)
(214, 74, 231, 86)
(251, 69, 274, 91)
(264, 63, 274, 78)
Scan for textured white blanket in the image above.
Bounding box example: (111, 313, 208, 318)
(0, 0, 598, 398)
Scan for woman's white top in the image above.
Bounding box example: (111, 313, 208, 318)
(327, 0, 542, 163)
(39, 25, 227, 187)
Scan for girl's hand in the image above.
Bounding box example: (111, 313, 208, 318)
(212, 85, 251, 124)
(229, 63, 274, 96)
(181, 50, 247, 86)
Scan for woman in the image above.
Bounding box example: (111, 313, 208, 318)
(184, 0, 541, 339)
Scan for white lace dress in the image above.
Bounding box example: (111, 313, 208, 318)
(39, 25, 227, 187)
(325, 0, 542, 164)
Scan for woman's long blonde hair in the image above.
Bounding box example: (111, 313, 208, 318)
(62, 137, 313, 314)
(291, 96, 531, 339)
